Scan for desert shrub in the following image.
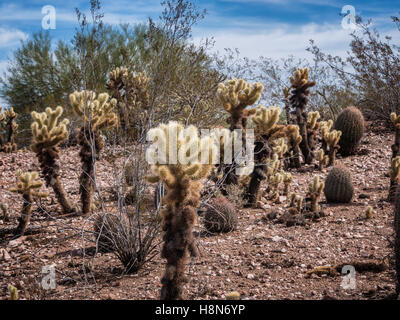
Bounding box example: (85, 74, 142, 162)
(204, 197, 238, 233)
(93, 212, 160, 273)
(334, 106, 364, 156)
(324, 166, 354, 203)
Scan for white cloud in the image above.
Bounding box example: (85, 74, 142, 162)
(194, 21, 399, 61)
(0, 28, 28, 48)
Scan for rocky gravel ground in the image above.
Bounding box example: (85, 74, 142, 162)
(0, 124, 398, 300)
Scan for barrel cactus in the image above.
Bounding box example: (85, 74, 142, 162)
(204, 197, 238, 233)
(324, 166, 354, 203)
(334, 107, 364, 156)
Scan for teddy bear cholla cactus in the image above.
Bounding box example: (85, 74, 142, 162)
(217, 79, 263, 188)
(320, 120, 333, 153)
(389, 156, 400, 202)
(147, 121, 217, 300)
(324, 129, 342, 166)
(2, 107, 18, 153)
(317, 149, 329, 170)
(286, 125, 302, 168)
(307, 176, 324, 212)
(107, 66, 150, 140)
(245, 106, 285, 207)
(306, 111, 320, 155)
(289, 68, 316, 164)
(69, 90, 118, 215)
(31, 106, 75, 213)
(282, 172, 293, 196)
(10, 170, 47, 236)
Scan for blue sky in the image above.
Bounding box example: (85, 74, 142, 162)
(0, 0, 399, 105)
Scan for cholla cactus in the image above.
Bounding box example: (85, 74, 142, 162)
(289, 193, 304, 213)
(2, 107, 18, 153)
(8, 285, 18, 300)
(307, 111, 320, 153)
(324, 130, 342, 166)
(217, 78, 263, 131)
(289, 68, 316, 164)
(283, 87, 291, 124)
(147, 121, 217, 300)
(269, 173, 283, 202)
(282, 172, 293, 196)
(69, 90, 118, 215)
(320, 120, 333, 152)
(317, 149, 329, 170)
(273, 138, 288, 160)
(245, 106, 285, 207)
(389, 156, 400, 202)
(31, 106, 75, 213)
(365, 206, 373, 219)
(307, 176, 325, 212)
(391, 113, 400, 159)
(217, 79, 263, 189)
(286, 125, 302, 168)
(107, 66, 150, 141)
(10, 170, 47, 236)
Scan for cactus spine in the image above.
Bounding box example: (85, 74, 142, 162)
(69, 90, 118, 215)
(307, 176, 324, 212)
(334, 106, 365, 156)
(217, 79, 263, 188)
(147, 121, 216, 300)
(289, 68, 316, 164)
(282, 172, 293, 196)
(31, 106, 75, 213)
(10, 170, 47, 236)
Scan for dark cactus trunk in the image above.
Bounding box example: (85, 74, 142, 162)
(78, 128, 104, 215)
(160, 183, 199, 300)
(15, 194, 32, 236)
(245, 137, 271, 207)
(37, 147, 75, 214)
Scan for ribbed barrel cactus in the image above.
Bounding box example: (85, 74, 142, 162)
(147, 121, 217, 300)
(217, 78, 263, 188)
(289, 68, 316, 164)
(324, 166, 354, 203)
(10, 170, 47, 236)
(69, 90, 118, 215)
(31, 106, 75, 213)
(334, 107, 365, 156)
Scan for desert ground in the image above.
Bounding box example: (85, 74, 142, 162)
(0, 121, 397, 300)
